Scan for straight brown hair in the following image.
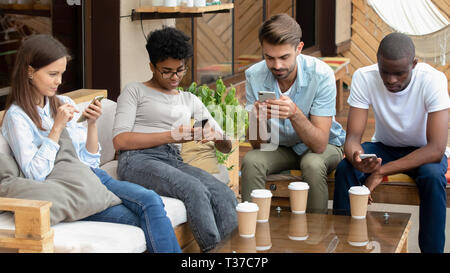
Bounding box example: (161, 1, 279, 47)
(2, 34, 70, 130)
(258, 13, 302, 47)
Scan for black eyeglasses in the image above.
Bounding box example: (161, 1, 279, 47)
(155, 66, 188, 79)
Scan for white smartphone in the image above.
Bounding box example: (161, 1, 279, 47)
(359, 154, 377, 160)
(258, 91, 276, 102)
(77, 95, 105, 123)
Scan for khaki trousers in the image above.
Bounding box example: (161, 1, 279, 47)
(241, 144, 344, 214)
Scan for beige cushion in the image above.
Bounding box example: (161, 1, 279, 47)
(0, 130, 121, 225)
(181, 141, 220, 174)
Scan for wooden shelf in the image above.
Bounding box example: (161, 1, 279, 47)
(131, 3, 233, 20)
(0, 3, 51, 17)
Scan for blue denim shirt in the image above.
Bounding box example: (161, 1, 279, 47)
(1, 95, 101, 181)
(245, 54, 346, 155)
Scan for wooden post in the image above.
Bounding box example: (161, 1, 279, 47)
(0, 198, 54, 253)
(226, 140, 240, 197)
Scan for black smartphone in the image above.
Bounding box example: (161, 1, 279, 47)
(193, 119, 208, 128)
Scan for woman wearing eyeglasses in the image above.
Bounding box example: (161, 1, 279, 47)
(112, 27, 238, 253)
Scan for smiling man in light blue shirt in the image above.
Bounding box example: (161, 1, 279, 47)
(241, 14, 346, 213)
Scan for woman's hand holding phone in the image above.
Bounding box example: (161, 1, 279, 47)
(77, 96, 104, 123)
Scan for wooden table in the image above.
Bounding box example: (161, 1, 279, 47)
(320, 57, 350, 113)
(210, 209, 411, 253)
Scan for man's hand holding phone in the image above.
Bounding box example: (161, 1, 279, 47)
(256, 91, 298, 120)
(258, 91, 276, 102)
(353, 151, 382, 174)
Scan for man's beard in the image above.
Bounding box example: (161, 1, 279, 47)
(271, 63, 296, 80)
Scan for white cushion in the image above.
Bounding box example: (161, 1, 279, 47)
(161, 196, 187, 228)
(0, 134, 11, 156)
(213, 163, 230, 184)
(100, 160, 188, 228)
(76, 99, 117, 165)
(52, 221, 146, 253)
(0, 212, 146, 253)
(100, 160, 120, 179)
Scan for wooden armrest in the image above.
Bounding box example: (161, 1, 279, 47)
(0, 197, 54, 253)
(0, 197, 51, 212)
(63, 89, 108, 104)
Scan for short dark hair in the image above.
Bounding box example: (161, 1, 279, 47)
(258, 13, 302, 46)
(377, 33, 415, 61)
(145, 26, 193, 66)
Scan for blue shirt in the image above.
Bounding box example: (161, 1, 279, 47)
(1, 95, 101, 181)
(245, 54, 346, 155)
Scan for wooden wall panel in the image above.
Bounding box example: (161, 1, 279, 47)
(236, 0, 263, 57)
(267, 0, 293, 18)
(196, 13, 232, 69)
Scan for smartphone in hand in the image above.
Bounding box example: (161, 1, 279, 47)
(258, 91, 276, 102)
(359, 154, 377, 160)
(77, 96, 105, 123)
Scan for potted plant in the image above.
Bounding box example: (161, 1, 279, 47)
(179, 78, 248, 195)
(185, 78, 248, 143)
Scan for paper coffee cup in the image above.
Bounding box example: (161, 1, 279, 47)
(255, 222, 272, 251)
(288, 182, 309, 214)
(349, 186, 370, 219)
(194, 0, 205, 6)
(347, 218, 369, 247)
(251, 189, 272, 223)
(236, 201, 259, 238)
(232, 234, 257, 253)
(288, 213, 308, 241)
(151, 0, 164, 6)
(164, 0, 176, 6)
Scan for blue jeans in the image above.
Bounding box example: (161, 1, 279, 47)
(82, 167, 181, 253)
(333, 142, 447, 253)
(117, 144, 238, 252)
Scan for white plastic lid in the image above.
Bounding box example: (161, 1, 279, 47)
(348, 186, 370, 195)
(348, 240, 369, 247)
(251, 189, 273, 198)
(288, 182, 310, 191)
(236, 201, 259, 213)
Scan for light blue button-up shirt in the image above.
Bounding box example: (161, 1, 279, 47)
(1, 95, 101, 181)
(245, 54, 346, 155)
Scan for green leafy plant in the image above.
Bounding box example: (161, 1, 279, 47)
(180, 78, 249, 167)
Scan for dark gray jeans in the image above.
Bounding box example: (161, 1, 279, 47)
(117, 144, 238, 252)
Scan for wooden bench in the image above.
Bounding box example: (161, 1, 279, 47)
(265, 169, 450, 208)
(0, 89, 243, 253)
